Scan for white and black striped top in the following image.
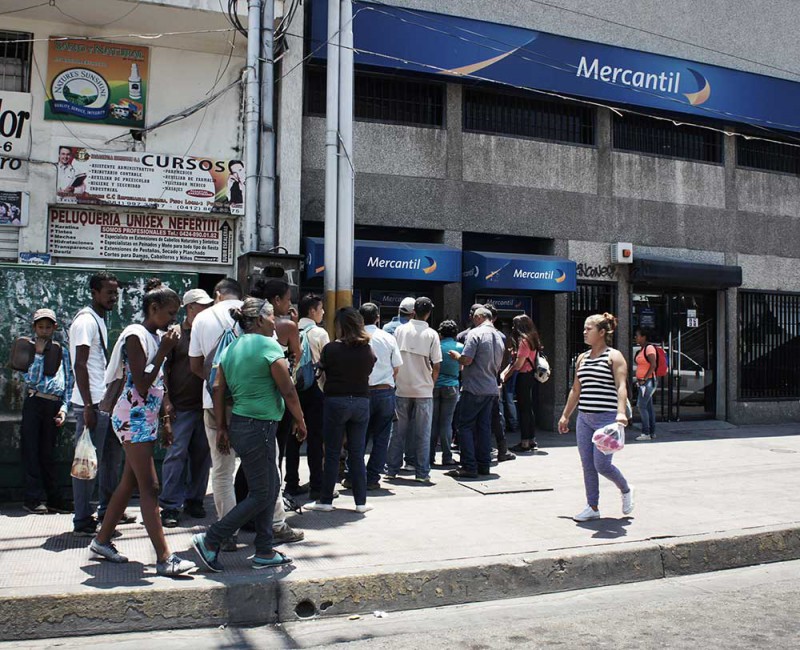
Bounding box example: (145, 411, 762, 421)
(577, 348, 619, 413)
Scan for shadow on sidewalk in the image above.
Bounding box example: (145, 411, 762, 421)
(557, 515, 634, 539)
(80, 560, 153, 588)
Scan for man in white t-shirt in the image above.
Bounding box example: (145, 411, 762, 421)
(188, 278, 243, 550)
(386, 297, 441, 483)
(69, 271, 125, 536)
(359, 303, 402, 490)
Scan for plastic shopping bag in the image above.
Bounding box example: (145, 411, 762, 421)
(592, 422, 626, 456)
(70, 427, 98, 480)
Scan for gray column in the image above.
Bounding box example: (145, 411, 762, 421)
(276, 2, 306, 253)
(541, 239, 570, 431)
(724, 252, 739, 422)
(596, 108, 613, 197)
(723, 130, 738, 212)
(442, 229, 463, 321)
(445, 83, 463, 181)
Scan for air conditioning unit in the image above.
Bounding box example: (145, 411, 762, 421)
(611, 242, 633, 264)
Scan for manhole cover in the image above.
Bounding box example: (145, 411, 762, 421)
(769, 448, 797, 454)
(459, 480, 553, 495)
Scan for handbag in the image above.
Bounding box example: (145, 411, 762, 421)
(98, 376, 125, 414)
(534, 350, 551, 384)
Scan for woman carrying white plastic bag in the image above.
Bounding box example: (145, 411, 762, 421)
(88, 286, 196, 576)
(558, 313, 635, 521)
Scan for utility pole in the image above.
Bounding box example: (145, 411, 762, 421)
(323, 0, 341, 334)
(242, 0, 262, 255)
(258, 0, 276, 250)
(336, 0, 354, 311)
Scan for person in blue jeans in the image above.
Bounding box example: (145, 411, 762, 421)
(446, 308, 505, 479)
(308, 308, 376, 513)
(359, 303, 403, 490)
(634, 328, 658, 441)
(192, 298, 305, 571)
(430, 320, 462, 467)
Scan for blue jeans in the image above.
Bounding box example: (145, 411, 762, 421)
(430, 386, 459, 464)
(457, 392, 495, 473)
(637, 379, 657, 435)
(322, 396, 370, 505)
(388, 397, 433, 479)
(206, 415, 279, 554)
(503, 373, 519, 432)
(576, 411, 630, 508)
(366, 389, 396, 485)
(71, 404, 115, 528)
(159, 409, 211, 510)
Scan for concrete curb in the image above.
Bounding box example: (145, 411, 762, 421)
(3, 523, 800, 641)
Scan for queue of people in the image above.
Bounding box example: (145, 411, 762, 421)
(14, 272, 641, 577)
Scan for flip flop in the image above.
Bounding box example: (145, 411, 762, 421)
(251, 551, 293, 569)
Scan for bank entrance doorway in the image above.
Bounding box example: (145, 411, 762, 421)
(631, 290, 717, 420)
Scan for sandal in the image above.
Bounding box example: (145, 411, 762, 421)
(252, 551, 293, 569)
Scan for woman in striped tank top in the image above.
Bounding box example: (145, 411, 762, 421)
(558, 313, 635, 522)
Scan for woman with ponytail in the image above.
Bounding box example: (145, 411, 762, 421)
(192, 298, 306, 572)
(558, 313, 635, 522)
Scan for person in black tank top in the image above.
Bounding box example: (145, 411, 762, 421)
(558, 313, 635, 522)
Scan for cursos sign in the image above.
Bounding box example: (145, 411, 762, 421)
(311, 0, 800, 133)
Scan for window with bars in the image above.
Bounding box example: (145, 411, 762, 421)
(463, 87, 595, 145)
(739, 291, 800, 399)
(0, 31, 32, 92)
(736, 136, 800, 175)
(612, 113, 723, 163)
(304, 66, 445, 127)
(568, 282, 617, 387)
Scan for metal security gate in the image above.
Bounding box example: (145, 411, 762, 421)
(568, 282, 617, 386)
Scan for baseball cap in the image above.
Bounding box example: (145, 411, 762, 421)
(398, 297, 416, 314)
(414, 297, 434, 313)
(33, 308, 57, 323)
(182, 288, 214, 307)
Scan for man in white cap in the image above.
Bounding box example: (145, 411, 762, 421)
(382, 297, 415, 336)
(159, 288, 214, 528)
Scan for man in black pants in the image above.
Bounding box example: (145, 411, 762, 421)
(484, 304, 515, 463)
(285, 294, 329, 500)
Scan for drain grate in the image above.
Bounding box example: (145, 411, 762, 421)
(459, 480, 554, 495)
(769, 448, 798, 454)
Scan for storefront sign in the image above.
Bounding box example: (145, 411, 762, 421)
(19, 252, 52, 265)
(305, 237, 461, 282)
(46, 38, 149, 128)
(687, 317, 699, 328)
(0, 91, 32, 180)
(369, 290, 418, 308)
(463, 251, 577, 292)
(54, 147, 244, 215)
(0, 190, 29, 226)
(312, 0, 800, 133)
(48, 206, 235, 265)
(474, 294, 532, 315)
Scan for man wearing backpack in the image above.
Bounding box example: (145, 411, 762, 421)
(286, 294, 329, 498)
(189, 278, 243, 551)
(633, 327, 661, 441)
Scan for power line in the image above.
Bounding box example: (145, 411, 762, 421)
(518, 0, 800, 80)
(51, 0, 143, 28)
(0, 27, 237, 46)
(0, 1, 51, 16)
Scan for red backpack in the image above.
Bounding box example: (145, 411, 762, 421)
(645, 344, 669, 378)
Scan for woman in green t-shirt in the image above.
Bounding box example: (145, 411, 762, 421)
(192, 298, 307, 572)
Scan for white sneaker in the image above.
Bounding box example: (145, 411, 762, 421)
(573, 505, 601, 522)
(89, 538, 128, 563)
(636, 434, 653, 441)
(622, 486, 635, 516)
(306, 501, 335, 512)
(355, 504, 373, 514)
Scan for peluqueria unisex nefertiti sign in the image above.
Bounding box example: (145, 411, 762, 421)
(45, 38, 149, 128)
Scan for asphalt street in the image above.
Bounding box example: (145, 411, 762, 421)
(7, 559, 800, 649)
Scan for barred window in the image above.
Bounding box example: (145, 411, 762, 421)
(613, 113, 722, 163)
(304, 66, 445, 127)
(0, 31, 32, 92)
(463, 87, 595, 145)
(737, 136, 800, 175)
(739, 291, 800, 399)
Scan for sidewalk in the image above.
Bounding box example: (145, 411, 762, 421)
(1, 422, 799, 640)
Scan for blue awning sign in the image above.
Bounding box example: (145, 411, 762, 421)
(463, 251, 577, 292)
(304, 237, 461, 282)
(310, 0, 800, 133)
